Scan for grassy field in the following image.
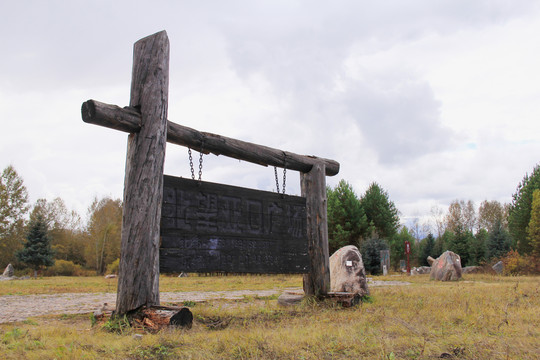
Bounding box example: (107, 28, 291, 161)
(0, 274, 302, 296)
(0, 274, 538, 359)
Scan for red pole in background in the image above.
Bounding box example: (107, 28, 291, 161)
(405, 240, 411, 275)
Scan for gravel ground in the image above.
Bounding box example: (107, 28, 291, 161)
(0, 280, 410, 323)
(0, 290, 279, 323)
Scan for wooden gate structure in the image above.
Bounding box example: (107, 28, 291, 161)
(81, 31, 340, 315)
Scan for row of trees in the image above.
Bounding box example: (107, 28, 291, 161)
(0, 165, 123, 275)
(2, 162, 539, 276)
(327, 181, 400, 254)
(327, 164, 540, 273)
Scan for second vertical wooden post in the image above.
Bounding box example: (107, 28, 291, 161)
(301, 162, 330, 296)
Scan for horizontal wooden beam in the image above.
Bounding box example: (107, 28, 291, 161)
(81, 99, 340, 176)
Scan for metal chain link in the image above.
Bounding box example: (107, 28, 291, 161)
(198, 150, 203, 182)
(282, 166, 286, 194)
(188, 146, 204, 182)
(188, 148, 195, 180)
(274, 157, 286, 194)
(274, 166, 280, 193)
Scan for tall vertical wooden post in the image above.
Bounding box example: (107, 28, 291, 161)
(116, 31, 170, 315)
(301, 162, 330, 296)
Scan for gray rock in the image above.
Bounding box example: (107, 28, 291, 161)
(93, 302, 114, 320)
(2, 264, 14, 277)
(427, 251, 462, 281)
(329, 245, 369, 296)
(492, 260, 504, 274)
(411, 266, 431, 275)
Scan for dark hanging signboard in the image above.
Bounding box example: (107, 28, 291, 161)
(160, 175, 309, 274)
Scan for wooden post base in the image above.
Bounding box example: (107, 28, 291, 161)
(277, 290, 361, 308)
(93, 304, 193, 332)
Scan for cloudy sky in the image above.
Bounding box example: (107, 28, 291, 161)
(1, 0, 539, 228)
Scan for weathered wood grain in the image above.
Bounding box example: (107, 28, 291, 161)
(81, 99, 340, 176)
(160, 176, 309, 274)
(81, 100, 141, 133)
(115, 30, 169, 315)
(301, 163, 330, 296)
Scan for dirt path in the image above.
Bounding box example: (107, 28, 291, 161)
(0, 290, 279, 324)
(0, 280, 410, 323)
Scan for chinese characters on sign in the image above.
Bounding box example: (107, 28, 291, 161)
(160, 175, 309, 273)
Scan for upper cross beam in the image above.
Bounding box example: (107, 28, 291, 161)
(81, 99, 340, 176)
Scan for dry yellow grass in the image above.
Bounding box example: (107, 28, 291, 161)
(0, 274, 302, 296)
(0, 274, 538, 359)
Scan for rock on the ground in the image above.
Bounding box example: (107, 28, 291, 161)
(277, 290, 304, 306)
(329, 245, 369, 296)
(2, 264, 14, 277)
(411, 266, 431, 275)
(462, 266, 482, 274)
(492, 260, 504, 274)
(427, 251, 462, 281)
(93, 302, 115, 320)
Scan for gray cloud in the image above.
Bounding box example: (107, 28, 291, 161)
(205, 0, 537, 165)
(1, 0, 539, 221)
(341, 76, 452, 164)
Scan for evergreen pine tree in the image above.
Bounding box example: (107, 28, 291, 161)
(486, 220, 511, 261)
(16, 214, 54, 277)
(360, 182, 400, 240)
(508, 164, 540, 254)
(447, 224, 473, 265)
(432, 234, 446, 259)
(527, 189, 540, 257)
(419, 233, 435, 266)
(469, 228, 488, 265)
(360, 237, 389, 275)
(326, 180, 367, 254)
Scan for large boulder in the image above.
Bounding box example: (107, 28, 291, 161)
(329, 245, 369, 296)
(427, 251, 462, 281)
(2, 264, 14, 278)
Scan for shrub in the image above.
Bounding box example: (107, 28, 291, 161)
(43, 260, 83, 276)
(501, 250, 540, 275)
(106, 259, 120, 275)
